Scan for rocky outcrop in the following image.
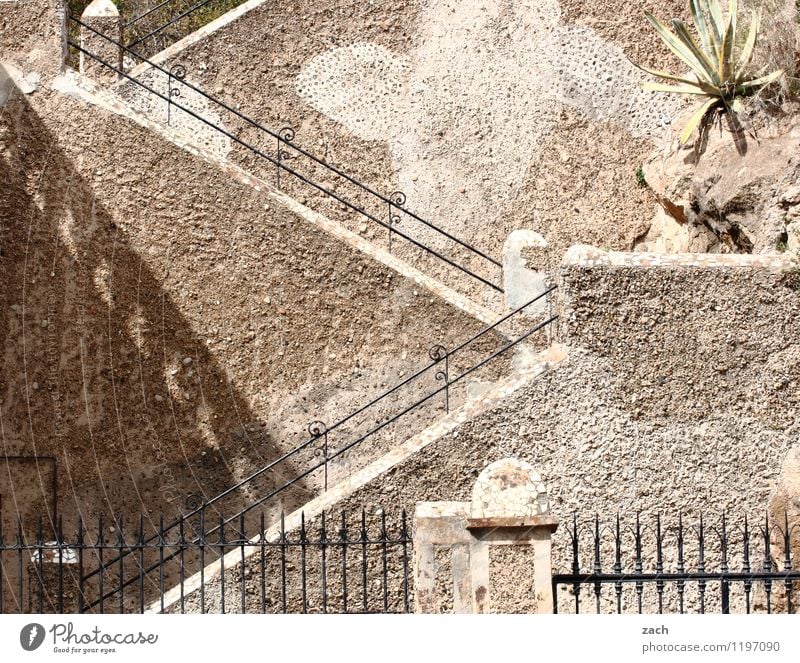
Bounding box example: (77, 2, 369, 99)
(637, 116, 800, 254)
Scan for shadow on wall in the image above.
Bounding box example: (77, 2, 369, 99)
(0, 72, 312, 538)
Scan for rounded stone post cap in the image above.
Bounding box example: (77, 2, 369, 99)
(82, 0, 120, 18)
(469, 457, 549, 521)
(503, 229, 548, 251)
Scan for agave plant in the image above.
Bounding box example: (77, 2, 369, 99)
(638, 0, 784, 144)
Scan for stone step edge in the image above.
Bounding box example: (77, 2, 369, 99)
(149, 342, 568, 613)
(50, 68, 501, 327)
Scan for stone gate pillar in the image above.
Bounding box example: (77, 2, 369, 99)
(79, 0, 122, 84)
(502, 230, 551, 315)
(413, 458, 558, 613)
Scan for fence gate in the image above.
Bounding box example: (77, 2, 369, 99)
(413, 458, 558, 614)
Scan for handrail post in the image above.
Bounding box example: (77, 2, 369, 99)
(276, 127, 295, 190)
(167, 64, 187, 125)
(429, 344, 449, 413)
(309, 421, 330, 491)
(388, 192, 406, 253)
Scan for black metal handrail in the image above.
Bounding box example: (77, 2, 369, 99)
(68, 16, 504, 294)
(78, 288, 556, 609)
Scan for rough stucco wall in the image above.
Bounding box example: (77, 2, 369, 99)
(179, 256, 800, 612)
(559, 254, 800, 426)
(187, 347, 798, 612)
(0, 0, 65, 78)
(116, 0, 699, 306)
(365, 255, 799, 516)
(0, 77, 503, 530)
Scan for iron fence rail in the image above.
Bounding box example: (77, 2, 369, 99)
(0, 510, 410, 614)
(552, 513, 800, 615)
(67, 15, 504, 294)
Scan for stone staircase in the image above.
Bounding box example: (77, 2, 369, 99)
(152, 343, 567, 613)
(53, 67, 500, 327)
(41, 4, 566, 611)
(72, 3, 509, 309)
(43, 63, 562, 609)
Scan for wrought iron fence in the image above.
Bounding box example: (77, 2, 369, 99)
(0, 509, 411, 614)
(66, 16, 504, 295)
(552, 513, 800, 614)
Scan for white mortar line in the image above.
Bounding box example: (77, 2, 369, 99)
(148, 342, 568, 613)
(51, 69, 501, 327)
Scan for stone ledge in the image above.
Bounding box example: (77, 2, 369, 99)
(466, 516, 558, 530)
(562, 244, 795, 272)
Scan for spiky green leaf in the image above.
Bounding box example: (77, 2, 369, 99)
(672, 19, 720, 85)
(690, 0, 713, 55)
(680, 98, 719, 144)
(633, 62, 715, 90)
(643, 81, 709, 95)
(644, 13, 717, 84)
(735, 69, 784, 92)
(707, 0, 726, 42)
(697, 0, 721, 60)
(718, 11, 736, 82)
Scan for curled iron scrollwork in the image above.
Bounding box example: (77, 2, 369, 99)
(279, 126, 296, 143)
(185, 493, 204, 511)
(166, 65, 187, 125)
(169, 63, 187, 81)
(309, 420, 330, 489)
(428, 344, 448, 363)
(389, 191, 406, 207)
(308, 420, 328, 438)
(168, 65, 187, 99)
(277, 127, 297, 164)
